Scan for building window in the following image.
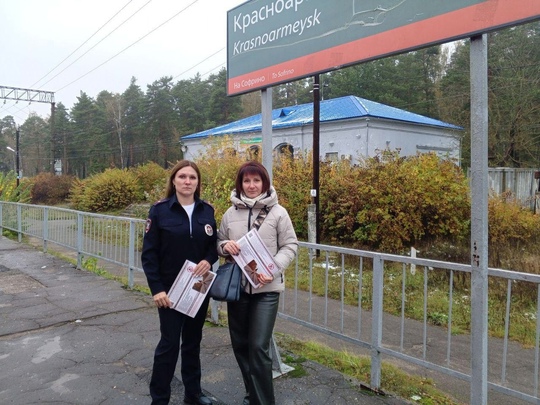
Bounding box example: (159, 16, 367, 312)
(247, 145, 260, 160)
(274, 143, 294, 164)
(325, 152, 338, 162)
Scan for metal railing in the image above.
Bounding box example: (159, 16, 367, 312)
(1, 201, 539, 404)
(0, 202, 146, 287)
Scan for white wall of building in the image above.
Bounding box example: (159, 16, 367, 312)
(182, 117, 461, 165)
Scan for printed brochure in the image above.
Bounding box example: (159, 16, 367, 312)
(168, 260, 215, 317)
(232, 228, 279, 288)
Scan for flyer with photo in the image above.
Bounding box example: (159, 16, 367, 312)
(168, 260, 216, 317)
(232, 229, 280, 289)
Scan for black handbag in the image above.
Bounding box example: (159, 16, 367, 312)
(209, 261, 242, 302)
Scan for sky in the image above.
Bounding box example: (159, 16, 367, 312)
(0, 0, 247, 125)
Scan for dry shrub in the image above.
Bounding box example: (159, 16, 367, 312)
(69, 168, 143, 212)
(195, 136, 246, 222)
(131, 161, 168, 202)
(273, 150, 313, 238)
(320, 151, 470, 253)
(488, 193, 540, 268)
(30, 173, 75, 205)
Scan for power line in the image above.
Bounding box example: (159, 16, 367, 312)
(173, 47, 225, 80)
(55, 0, 200, 93)
(4, 0, 228, 122)
(30, 0, 135, 90)
(41, 0, 153, 90)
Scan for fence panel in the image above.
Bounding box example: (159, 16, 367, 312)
(467, 167, 540, 210)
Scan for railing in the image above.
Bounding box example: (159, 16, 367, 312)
(0, 202, 147, 287)
(1, 201, 539, 404)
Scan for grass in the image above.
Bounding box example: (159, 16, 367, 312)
(275, 333, 463, 405)
(206, 309, 459, 404)
(42, 247, 152, 296)
(290, 248, 540, 347)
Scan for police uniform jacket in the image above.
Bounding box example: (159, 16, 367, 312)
(142, 194, 217, 296)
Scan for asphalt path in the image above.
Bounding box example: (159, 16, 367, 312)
(1, 235, 537, 405)
(0, 237, 410, 405)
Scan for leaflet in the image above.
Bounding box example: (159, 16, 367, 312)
(168, 260, 215, 318)
(233, 228, 280, 289)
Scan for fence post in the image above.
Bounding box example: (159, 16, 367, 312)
(128, 220, 136, 289)
(43, 207, 49, 253)
(77, 213, 83, 269)
(16, 204, 22, 242)
(370, 255, 384, 390)
(209, 261, 221, 323)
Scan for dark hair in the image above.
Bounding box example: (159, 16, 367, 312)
(234, 161, 271, 197)
(165, 160, 202, 199)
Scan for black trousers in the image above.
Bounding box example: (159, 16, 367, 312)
(149, 297, 210, 405)
(227, 292, 280, 405)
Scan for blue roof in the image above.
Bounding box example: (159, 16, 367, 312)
(182, 95, 462, 140)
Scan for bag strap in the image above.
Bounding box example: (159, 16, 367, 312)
(243, 205, 273, 292)
(251, 206, 272, 231)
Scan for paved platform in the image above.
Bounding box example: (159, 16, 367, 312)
(0, 237, 409, 405)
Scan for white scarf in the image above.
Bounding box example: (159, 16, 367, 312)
(240, 192, 265, 208)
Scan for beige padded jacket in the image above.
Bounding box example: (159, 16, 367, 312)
(217, 187, 298, 294)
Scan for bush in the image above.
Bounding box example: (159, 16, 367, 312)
(196, 144, 471, 254)
(273, 151, 313, 238)
(30, 173, 75, 205)
(197, 139, 314, 230)
(131, 161, 168, 202)
(33, 142, 540, 264)
(319, 151, 470, 253)
(488, 192, 540, 267)
(0, 171, 31, 203)
(69, 168, 143, 212)
(196, 136, 247, 223)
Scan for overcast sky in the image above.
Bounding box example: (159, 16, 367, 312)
(0, 0, 246, 125)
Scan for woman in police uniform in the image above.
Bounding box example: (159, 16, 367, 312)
(142, 160, 217, 405)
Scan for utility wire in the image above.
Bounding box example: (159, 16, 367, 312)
(173, 47, 225, 80)
(55, 0, 200, 93)
(2, 0, 137, 121)
(31, 0, 135, 89)
(41, 0, 154, 90)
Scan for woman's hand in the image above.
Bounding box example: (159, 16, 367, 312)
(193, 259, 212, 277)
(257, 273, 273, 285)
(153, 291, 171, 308)
(222, 240, 240, 256)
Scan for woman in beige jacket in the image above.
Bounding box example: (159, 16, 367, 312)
(217, 161, 297, 405)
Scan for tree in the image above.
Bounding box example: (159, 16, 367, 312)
(205, 68, 242, 128)
(53, 103, 72, 175)
(69, 92, 103, 177)
(122, 77, 146, 167)
(96, 91, 126, 169)
(145, 77, 180, 167)
(240, 92, 262, 117)
(0, 116, 17, 173)
(273, 77, 312, 108)
(326, 46, 443, 117)
(172, 73, 209, 135)
(19, 114, 49, 176)
(486, 23, 540, 167)
(440, 22, 540, 168)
